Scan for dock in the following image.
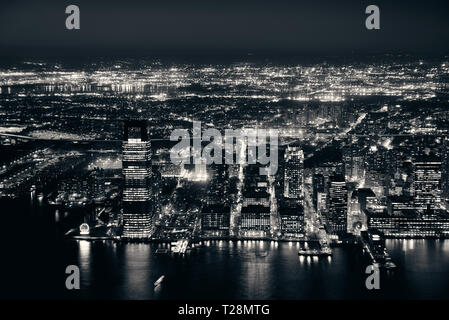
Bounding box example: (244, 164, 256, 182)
(298, 241, 332, 257)
(359, 231, 397, 270)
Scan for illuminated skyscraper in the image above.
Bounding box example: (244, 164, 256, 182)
(122, 121, 153, 239)
(283, 146, 304, 200)
(413, 155, 442, 212)
(442, 137, 449, 199)
(328, 175, 348, 235)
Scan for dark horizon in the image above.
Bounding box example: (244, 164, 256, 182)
(1, 0, 449, 58)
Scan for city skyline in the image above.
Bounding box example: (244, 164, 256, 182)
(3, 2, 449, 315)
(1, 55, 449, 300)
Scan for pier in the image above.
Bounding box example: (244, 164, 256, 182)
(297, 240, 332, 257)
(359, 231, 396, 270)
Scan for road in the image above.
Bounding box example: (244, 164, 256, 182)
(303, 173, 330, 246)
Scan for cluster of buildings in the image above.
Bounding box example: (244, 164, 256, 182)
(120, 121, 306, 241)
(119, 113, 449, 242)
(311, 111, 449, 240)
(2, 58, 449, 245)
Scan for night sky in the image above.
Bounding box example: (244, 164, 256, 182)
(0, 0, 449, 57)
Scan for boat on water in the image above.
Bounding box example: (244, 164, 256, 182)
(383, 256, 397, 269)
(255, 251, 268, 258)
(154, 275, 165, 287)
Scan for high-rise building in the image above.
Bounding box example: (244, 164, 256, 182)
(312, 173, 325, 211)
(413, 155, 442, 212)
(242, 164, 270, 207)
(283, 146, 304, 200)
(442, 137, 449, 199)
(317, 192, 328, 213)
(328, 175, 348, 235)
(122, 121, 153, 239)
(343, 144, 365, 183)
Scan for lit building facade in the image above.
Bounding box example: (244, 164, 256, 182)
(328, 175, 348, 235)
(240, 205, 271, 238)
(122, 121, 153, 239)
(243, 164, 270, 207)
(413, 155, 442, 212)
(279, 204, 305, 239)
(367, 211, 449, 238)
(317, 192, 328, 213)
(343, 144, 365, 183)
(283, 146, 304, 200)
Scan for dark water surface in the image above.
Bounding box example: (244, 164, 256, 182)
(1, 198, 449, 300)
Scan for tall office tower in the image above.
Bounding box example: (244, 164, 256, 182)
(122, 121, 153, 239)
(443, 137, 449, 199)
(283, 145, 304, 200)
(312, 173, 325, 211)
(413, 155, 442, 212)
(328, 175, 348, 235)
(344, 153, 365, 183)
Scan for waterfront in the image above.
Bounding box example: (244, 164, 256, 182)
(2, 198, 449, 300)
(56, 239, 449, 300)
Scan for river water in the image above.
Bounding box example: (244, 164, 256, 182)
(1, 198, 449, 300)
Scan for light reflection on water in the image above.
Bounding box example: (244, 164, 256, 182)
(78, 240, 92, 288)
(12, 197, 449, 299)
(63, 239, 449, 299)
(123, 244, 153, 299)
(75, 240, 335, 299)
